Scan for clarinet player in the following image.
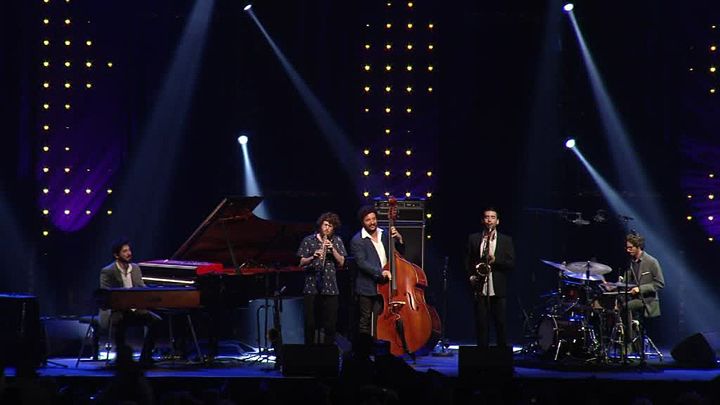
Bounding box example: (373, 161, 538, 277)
(297, 212, 347, 345)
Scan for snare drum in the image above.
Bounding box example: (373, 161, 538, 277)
(592, 291, 619, 311)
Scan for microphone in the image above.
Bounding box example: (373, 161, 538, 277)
(572, 216, 590, 226)
(593, 209, 608, 223)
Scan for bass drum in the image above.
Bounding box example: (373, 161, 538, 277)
(537, 315, 592, 359)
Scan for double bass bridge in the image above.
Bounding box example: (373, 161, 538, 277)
(389, 300, 406, 313)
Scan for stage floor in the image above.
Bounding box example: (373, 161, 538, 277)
(8, 346, 720, 382)
(5, 346, 720, 404)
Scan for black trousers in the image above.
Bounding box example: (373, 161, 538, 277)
(110, 310, 161, 360)
(473, 295, 507, 348)
(356, 294, 382, 337)
(354, 294, 382, 358)
(303, 294, 339, 344)
(619, 299, 655, 349)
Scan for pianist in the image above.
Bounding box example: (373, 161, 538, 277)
(99, 238, 161, 367)
(297, 212, 347, 345)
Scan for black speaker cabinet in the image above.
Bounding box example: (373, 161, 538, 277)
(671, 332, 720, 368)
(0, 294, 43, 368)
(376, 199, 426, 268)
(458, 346, 514, 381)
(281, 344, 340, 377)
(377, 221, 425, 268)
(42, 317, 90, 358)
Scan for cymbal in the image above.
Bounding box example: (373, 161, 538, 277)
(565, 261, 612, 275)
(563, 270, 605, 281)
(540, 259, 568, 272)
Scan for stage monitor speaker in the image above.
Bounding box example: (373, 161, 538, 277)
(458, 346, 514, 381)
(0, 294, 43, 368)
(671, 331, 720, 368)
(236, 297, 304, 348)
(374, 353, 420, 385)
(42, 317, 88, 358)
(281, 344, 339, 377)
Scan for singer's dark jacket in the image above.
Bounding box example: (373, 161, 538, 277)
(465, 231, 515, 297)
(350, 228, 405, 296)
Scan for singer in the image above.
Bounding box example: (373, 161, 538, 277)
(465, 207, 515, 348)
(297, 212, 347, 345)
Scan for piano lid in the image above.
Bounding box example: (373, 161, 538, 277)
(171, 196, 314, 270)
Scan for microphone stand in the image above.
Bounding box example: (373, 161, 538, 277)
(432, 257, 453, 356)
(578, 260, 603, 362)
(621, 266, 631, 366)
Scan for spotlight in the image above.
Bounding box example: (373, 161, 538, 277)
(243, 4, 252, 11)
(563, 3, 574, 12)
(238, 135, 249, 145)
(565, 138, 576, 149)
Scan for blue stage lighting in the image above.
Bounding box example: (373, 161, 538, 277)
(243, 4, 252, 11)
(565, 138, 576, 149)
(238, 135, 249, 145)
(563, 3, 574, 12)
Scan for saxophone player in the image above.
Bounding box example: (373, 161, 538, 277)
(465, 207, 515, 349)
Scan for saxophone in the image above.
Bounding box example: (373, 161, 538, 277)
(475, 261, 492, 277)
(474, 229, 494, 278)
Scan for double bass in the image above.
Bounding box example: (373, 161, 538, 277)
(377, 197, 441, 357)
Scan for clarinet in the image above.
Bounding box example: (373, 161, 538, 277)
(319, 234, 329, 271)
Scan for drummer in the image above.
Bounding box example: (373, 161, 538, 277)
(603, 234, 664, 315)
(604, 233, 665, 340)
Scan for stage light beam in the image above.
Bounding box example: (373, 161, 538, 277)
(237, 133, 269, 218)
(244, 8, 361, 180)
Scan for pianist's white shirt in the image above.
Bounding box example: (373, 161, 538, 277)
(116, 261, 134, 288)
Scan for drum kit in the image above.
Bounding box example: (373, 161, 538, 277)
(528, 259, 637, 362)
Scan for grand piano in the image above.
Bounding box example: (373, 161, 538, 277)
(137, 196, 315, 307)
(92, 197, 314, 359)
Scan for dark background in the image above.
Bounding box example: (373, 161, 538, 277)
(2, 0, 718, 348)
